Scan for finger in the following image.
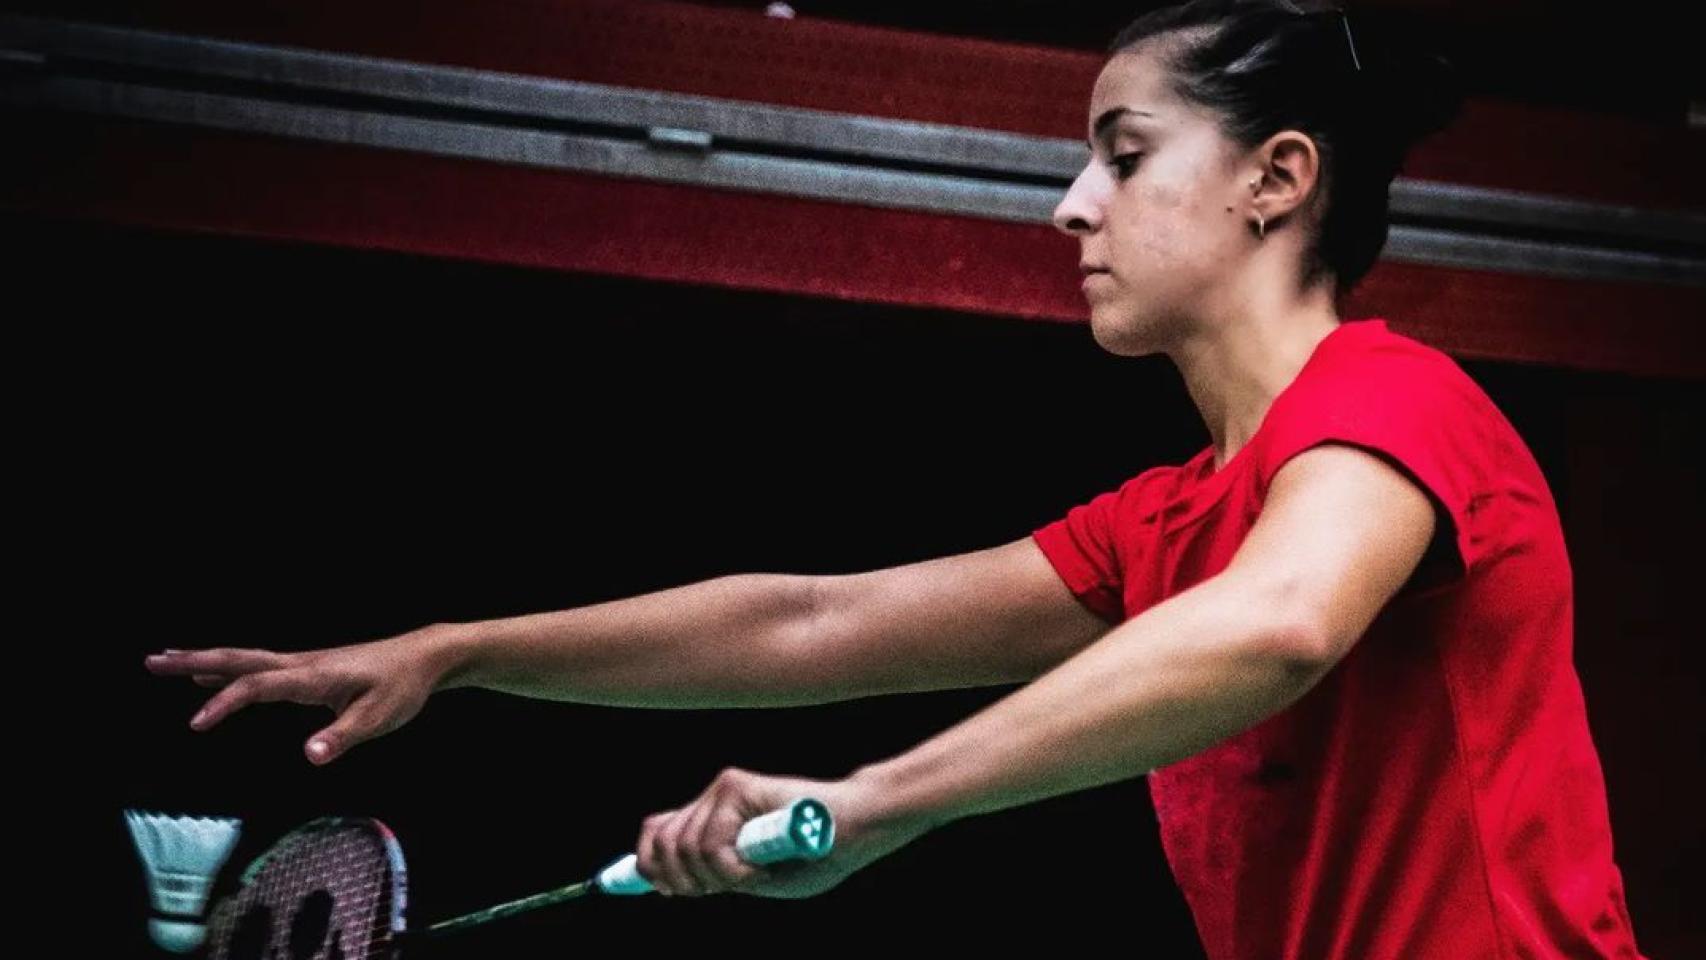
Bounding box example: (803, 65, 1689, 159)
(678, 799, 725, 894)
(189, 670, 317, 731)
(147, 648, 287, 676)
(147, 648, 291, 677)
(700, 769, 765, 890)
(302, 694, 390, 765)
(192, 674, 232, 689)
(709, 810, 764, 889)
(687, 790, 762, 892)
(655, 809, 705, 896)
(635, 813, 672, 896)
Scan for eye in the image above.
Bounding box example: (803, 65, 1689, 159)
(1109, 152, 1144, 180)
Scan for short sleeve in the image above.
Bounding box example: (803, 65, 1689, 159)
(1031, 475, 1162, 626)
(1255, 349, 1489, 591)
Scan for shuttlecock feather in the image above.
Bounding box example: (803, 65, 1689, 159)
(124, 810, 242, 954)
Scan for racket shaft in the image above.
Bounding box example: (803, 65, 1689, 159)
(418, 798, 835, 939)
(424, 881, 594, 936)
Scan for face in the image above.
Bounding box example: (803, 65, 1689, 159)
(1054, 45, 1254, 356)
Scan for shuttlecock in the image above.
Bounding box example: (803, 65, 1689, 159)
(124, 810, 242, 954)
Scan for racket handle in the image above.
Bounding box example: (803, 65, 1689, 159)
(596, 797, 835, 895)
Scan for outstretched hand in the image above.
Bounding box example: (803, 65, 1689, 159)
(145, 625, 466, 764)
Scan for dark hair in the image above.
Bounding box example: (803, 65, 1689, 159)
(1110, 0, 1464, 296)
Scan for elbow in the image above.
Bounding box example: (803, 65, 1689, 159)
(795, 573, 842, 656)
(1250, 612, 1339, 683)
(767, 573, 867, 703)
(1216, 569, 1342, 680)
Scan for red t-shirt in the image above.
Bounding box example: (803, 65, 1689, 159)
(1031, 319, 1642, 959)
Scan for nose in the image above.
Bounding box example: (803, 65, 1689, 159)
(1052, 163, 1104, 237)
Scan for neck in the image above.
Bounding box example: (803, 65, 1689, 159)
(1169, 277, 1342, 470)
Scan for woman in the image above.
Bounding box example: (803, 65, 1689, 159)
(147, 2, 1644, 955)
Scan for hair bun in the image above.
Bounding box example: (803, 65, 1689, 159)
(1350, 17, 1466, 158)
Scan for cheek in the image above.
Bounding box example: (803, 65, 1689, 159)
(1113, 179, 1214, 275)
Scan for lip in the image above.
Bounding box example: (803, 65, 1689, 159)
(1081, 270, 1112, 291)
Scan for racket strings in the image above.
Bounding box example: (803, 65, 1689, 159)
(208, 822, 398, 960)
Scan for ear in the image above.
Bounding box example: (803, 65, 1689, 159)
(1250, 129, 1322, 226)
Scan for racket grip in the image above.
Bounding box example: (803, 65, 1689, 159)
(596, 797, 835, 895)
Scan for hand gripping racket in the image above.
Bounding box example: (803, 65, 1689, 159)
(203, 799, 835, 960)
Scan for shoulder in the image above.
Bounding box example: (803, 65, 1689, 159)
(1302, 319, 1483, 401)
(1266, 320, 1503, 459)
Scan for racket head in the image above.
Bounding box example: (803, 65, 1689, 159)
(204, 817, 408, 960)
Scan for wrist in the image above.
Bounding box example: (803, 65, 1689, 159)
(422, 620, 493, 692)
(846, 758, 957, 834)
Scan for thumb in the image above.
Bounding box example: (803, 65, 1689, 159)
(305, 695, 389, 765)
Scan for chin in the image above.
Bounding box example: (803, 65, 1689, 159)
(1087, 300, 1167, 357)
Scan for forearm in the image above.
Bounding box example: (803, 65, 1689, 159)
(849, 570, 1326, 826)
(437, 574, 828, 708)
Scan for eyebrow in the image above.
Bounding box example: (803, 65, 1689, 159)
(1088, 107, 1155, 150)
